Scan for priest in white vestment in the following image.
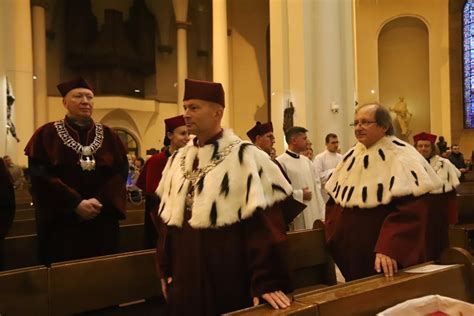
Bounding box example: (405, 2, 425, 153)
(313, 133, 343, 202)
(277, 126, 325, 230)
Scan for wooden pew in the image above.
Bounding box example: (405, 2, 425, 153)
(7, 209, 145, 237)
(0, 265, 49, 316)
(14, 207, 35, 220)
(7, 218, 37, 237)
(288, 226, 337, 292)
(3, 234, 40, 269)
(3, 221, 148, 270)
(49, 249, 161, 315)
(225, 247, 474, 316)
(449, 194, 474, 252)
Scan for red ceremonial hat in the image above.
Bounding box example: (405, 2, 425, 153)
(183, 79, 225, 107)
(246, 121, 273, 142)
(413, 132, 437, 144)
(164, 115, 186, 146)
(57, 77, 94, 97)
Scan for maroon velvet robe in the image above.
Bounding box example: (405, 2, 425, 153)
(0, 158, 15, 269)
(155, 202, 291, 315)
(425, 191, 457, 262)
(136, 150, 170, 248)
(325, 194, 431, 281)
(24, 117, 128, 264)
(154, 132, 296, 315)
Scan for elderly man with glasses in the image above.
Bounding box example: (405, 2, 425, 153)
(324, 103, 442, 281)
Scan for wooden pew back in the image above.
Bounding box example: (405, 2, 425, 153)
(0, 266, 49, 316)
(49, 249, 160, 315)
(296, 265, 469, 315)
(287, 228, 336, 291)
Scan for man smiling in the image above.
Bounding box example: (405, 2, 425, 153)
(325, 103, 441, 281)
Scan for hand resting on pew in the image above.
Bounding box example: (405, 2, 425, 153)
(161, 277, 173, 301)
(375, 253, 398, 277)
(252, 290, 291, 310)
(75, 198, 103, 221)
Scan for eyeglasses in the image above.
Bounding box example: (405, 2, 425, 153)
(349, 120, 377, 128)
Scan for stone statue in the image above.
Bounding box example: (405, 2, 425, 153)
(283, 101, 294, 132)
(390, 97, 412, 138)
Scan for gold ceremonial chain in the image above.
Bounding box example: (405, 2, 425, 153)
(54, 120, 104, 171)
(181, 140, 241, 211)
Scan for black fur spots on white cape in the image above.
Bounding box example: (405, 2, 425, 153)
(325, 136, 442, 208)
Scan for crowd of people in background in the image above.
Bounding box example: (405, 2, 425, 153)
(1, 76, 474, 314)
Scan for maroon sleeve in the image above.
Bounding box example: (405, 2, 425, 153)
(154, 215, 171, 279)
(244, 205, 291, 298)
(374, 195, 429, 268)
(146, 153, 168, 193)
(447, 191, 458, 225)
(0, 159, 15, 238)
(94, 129, 128, 219)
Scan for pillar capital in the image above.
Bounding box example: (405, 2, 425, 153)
(31, 0, 48, 9)
(176, 21, 192, 30)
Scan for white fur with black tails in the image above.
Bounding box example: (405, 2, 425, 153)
(429, 155, 461, 194)
(325, 136, 442, 208)
(157, 129, 292, 228)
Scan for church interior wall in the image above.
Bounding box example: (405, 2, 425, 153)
(354, 0, 451, 144)
(228, 0, 269, 140)
(43, 0, 214, 158)
(0, 1, 7, 157)
(378, 16, 431, 142)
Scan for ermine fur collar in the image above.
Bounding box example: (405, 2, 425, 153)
(325, 136, 442, 208)
(429, 155, 461, 194)
(157, 129, 292, 228)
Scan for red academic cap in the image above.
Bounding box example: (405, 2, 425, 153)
(57, 77, 94, 97)
(183, 79, 225, 107)
(247, 121, 273, 142)
(164, 115, 186, 146)
(413, 132, 437, 144)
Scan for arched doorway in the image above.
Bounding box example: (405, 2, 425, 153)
(115, 128, 139, 157)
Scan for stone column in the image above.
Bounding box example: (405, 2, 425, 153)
(212, 0, 230, 127)
(32, 0, 48, 128)
(173, 0, 189, 109)
(3, 0, 35, 165)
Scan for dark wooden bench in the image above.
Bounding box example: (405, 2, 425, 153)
(288, 225, 336, 292)
(49, 249, 161, 315)
(3, 222, 148, 270)
(0, 265, 49, 315)
(226, 247, 474, 315)
(3, 234, 40, 269)
(450, 194, 474, 252)
(8, 209, 145, 237)
(13, 207, 35, 220)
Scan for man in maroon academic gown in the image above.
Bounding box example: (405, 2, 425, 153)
(0, 157, 15, 270)
(414, 132, 461, 261)
(246, 121, 304, 226)
(136, 115, 188, 248)
(25, 77, 128, 265)
(155, 79, 296, 315)
(325, 103, 442, 281)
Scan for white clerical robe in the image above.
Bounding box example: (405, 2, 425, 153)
(313, 150, 343, 202)
(277, 151, 325, 230)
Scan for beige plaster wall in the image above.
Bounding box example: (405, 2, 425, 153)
(228, 0, 269, 140)
(354, 0, 451, 142)
(378, 17, 430, 142)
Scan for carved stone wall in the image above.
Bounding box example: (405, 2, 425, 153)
(64, 0, 155, 97)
